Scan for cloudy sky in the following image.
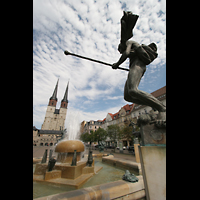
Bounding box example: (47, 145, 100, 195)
(33, 0, 166, 129)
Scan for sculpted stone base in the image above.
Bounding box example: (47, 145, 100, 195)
(139, 146, 166, 200)
(33, 160, 102, 189)
(137, 110, 166, 146)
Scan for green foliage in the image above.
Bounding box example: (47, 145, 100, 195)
(107, 124, 121, 152)
(120, 120, 140, 144)
(120, 124, 134, 142)
(80, 130, 95, 145)
(94, 127, 107, 143)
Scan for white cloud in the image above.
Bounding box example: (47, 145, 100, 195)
(33, 0, 166, 128)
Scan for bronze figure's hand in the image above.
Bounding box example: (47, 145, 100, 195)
(112, 63, 119, 69)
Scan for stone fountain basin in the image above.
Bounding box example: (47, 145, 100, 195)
(33, 157, 142, 199)
(33, 160, 102, 189)
(34, 140, 105, 189)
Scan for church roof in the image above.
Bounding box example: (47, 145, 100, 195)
(61, 81, 69, 103)
(50, 79, 59, 101)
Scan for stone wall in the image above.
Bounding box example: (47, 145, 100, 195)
(102, 155, 141, 174)
(34, 176, 145, 200)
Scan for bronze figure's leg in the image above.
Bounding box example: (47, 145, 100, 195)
(124, 63, 166, 112)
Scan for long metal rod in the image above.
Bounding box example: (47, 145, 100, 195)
(64, 50, 129, 72)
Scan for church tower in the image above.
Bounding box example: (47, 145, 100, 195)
(48, 79, 58, 107)
(41, 79, 69, 131)
(55, 81, 69, 131)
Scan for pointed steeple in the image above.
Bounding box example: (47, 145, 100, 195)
(50, 79, 59, 101)
(48, 79, 59, 107)
(61, 81, 69, 108)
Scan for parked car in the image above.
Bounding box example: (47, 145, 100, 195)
(117, 146, 126, 150)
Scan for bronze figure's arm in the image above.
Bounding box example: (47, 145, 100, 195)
(112, 41, 139, 69)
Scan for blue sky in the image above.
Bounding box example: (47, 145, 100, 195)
(33, 0, 166, 129)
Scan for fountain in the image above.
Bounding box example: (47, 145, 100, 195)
(33, 140, 103, 189)
(55, 140, 84, 163)
(33, 111, 144, 199)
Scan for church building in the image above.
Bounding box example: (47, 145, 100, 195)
(41, 79, 69, 131)
(33, 79, 69, 146)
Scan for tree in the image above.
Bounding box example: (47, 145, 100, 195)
(121, 119, 140, 146)
(120, 124, 134, 146)
(80, 131, 95, 146)
(107, 124, 121, 152)
(94, 127, 107, 144)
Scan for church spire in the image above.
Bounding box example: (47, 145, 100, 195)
(48, 79, 59, 107)
(50, 79, 59, 101)
(61, 81, 69, 108)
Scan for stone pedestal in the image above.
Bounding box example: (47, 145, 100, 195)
(140, 123, 166, 146)
(139, 146, 166, 200)
(134, 138, 140, 163)
(82, 166, 94, 174)
(34, 163, 48, 175)
(134, 143, 140, 163)
(138, 121, 166, 200)
(44, 170, 61, 180)
(55, 162, 86, 179)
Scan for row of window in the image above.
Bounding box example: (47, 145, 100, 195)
(39, 138, 56, 141)
(89, 126, 98, 129)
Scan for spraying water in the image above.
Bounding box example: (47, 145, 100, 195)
(65, 111, 81, 140)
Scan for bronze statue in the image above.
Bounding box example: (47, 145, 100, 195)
(64, 11, 166, 125)
(41, 149, 48, 163)
(87, 150, 93, 167)
(48, 158, 56, 172)
(112, 11, 166, 124)
(122, 170, 139, 182)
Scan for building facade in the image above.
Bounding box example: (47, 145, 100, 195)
(81, 86, 166, 148)
(33, 80, 69, 146)
(130, 86, 166, 119)
(83, 120, 102, 134)
(33, 127, 63, 146)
